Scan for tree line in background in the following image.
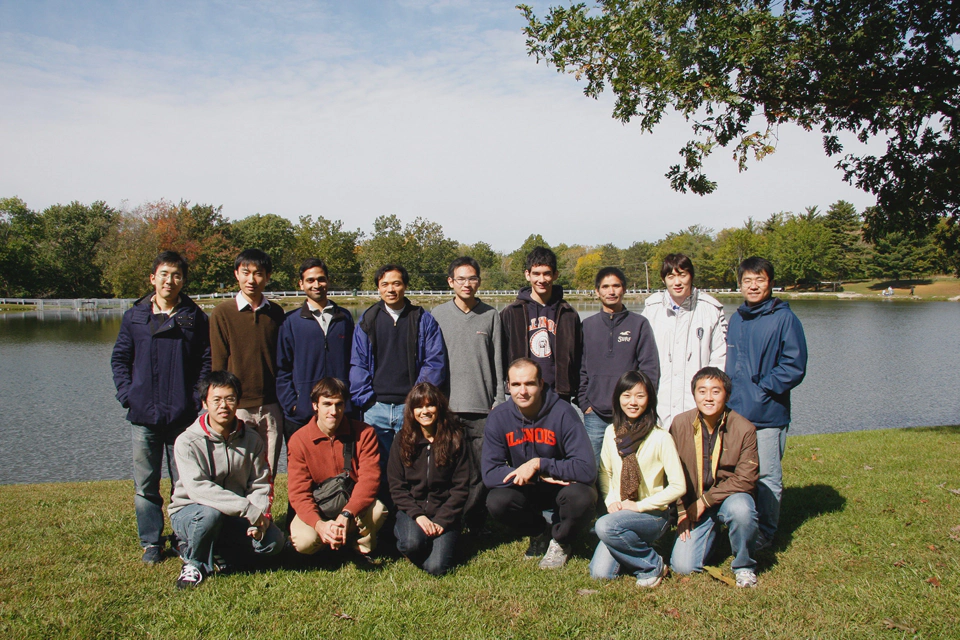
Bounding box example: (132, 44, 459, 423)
(1, 196, 957, 299)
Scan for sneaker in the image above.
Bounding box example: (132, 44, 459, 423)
(176, 564, 205, 590)
(755, 533, 773, 553)
(735, 569, 758, 588)
(636, 563, 668, 588)
(141, 545, 164, 565)
(524, 532, 551, 560)
(538, 539, 571, 570)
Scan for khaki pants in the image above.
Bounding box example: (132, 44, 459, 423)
(236, 403, 284, 478)
(290, 500, 387, 555)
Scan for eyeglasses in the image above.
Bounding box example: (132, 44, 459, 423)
(209, 396, 238, 408)
(453, 277, 480, 285)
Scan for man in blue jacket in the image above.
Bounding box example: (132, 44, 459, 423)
(350, 264, 447, 467)
(483, 358, 597, 570)
(111, 251, 211, 564)
(725, 257, 807, 550)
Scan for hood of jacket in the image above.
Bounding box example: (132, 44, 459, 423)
(737, 296, 787, 320)
(517, 284, 564, 307)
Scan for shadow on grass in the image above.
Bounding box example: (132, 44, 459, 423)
(909, 425, 960, 435)
(757, 483, 846, 570)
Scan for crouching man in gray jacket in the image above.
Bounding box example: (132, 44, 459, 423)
(168, 371, 285, 589)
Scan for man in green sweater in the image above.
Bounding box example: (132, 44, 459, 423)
(210, 249, 287, 479)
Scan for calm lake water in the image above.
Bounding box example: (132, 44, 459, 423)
(1, 299, 958, 484)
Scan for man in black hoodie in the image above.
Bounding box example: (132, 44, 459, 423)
(501, 247, 582, 403)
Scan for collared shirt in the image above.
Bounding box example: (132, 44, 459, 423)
(151, 294, 180, 316)
(235, 291, 270, 312)
(306, 299, 335, 334)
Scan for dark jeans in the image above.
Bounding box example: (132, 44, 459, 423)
(458, 413, 488, 530)
(131, 420, 189, 548)
(394, 510, 459, 576)
(170, 503, 285, 574)
(486, 481, 597, 545)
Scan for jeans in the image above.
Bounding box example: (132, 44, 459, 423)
(131, 422, 186, 548)
(755, 425, 788, 540)
(486, 482, 597, 545)
(590, 509, 669, 580)
(236, 403, 284, 478)
(363, 402, 405, 472)
(394, 510, 459, 576)
(670, 492, 758, 574)
(170, 503, 284, 574)
(582, 410, 612, 470)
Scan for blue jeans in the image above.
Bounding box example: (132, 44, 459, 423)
(755, 425, 788, 540)
(582, 410, 611, 470)
(131, 422, 185, 548)
(363, 402, 405, 472)
(394, 510, 459, 576)
(170, 503, 285, 574)
(590, 509, 669, 580)
(670, 492, 758, 574)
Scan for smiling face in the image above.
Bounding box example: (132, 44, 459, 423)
(619, 382, 650, 421)
(378, 270, 407, 310)
(150, 263, 184, 306)
(664, 268, 693, 305)
(202, 385, 239, 432)
(739, 269, 773, 307)
(299, 266, 328, 306)
(596, 274, 625, 313)
(694, 376, 728, 422)
(524, 264, 556, 302)
(312, 394, 345, 436)
(235, 262, 269, 303)
(413, 403, 438, 430)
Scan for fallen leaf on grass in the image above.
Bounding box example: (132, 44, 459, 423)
(883, 619, 916, 633)
(949, 488, 960, 496)
(949, 534, 959, 542)
(926, 577, 941, 587)
(576, 589, 598, 596)
(920, 499, 928, 503)
(928, 545, 938, 551)
(662, 608, 680, 620)
(333, 613, 354, 621)
(863, 465, 874, 471)
(678, 576, 691, 584)
(893, 560, 906, 567)
(704, 566, 736, 587)
(951, 525, 960, 533)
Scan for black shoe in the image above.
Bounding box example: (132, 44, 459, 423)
(141, 545, 164, 565)
(176, 564, 204, 589)
(524, 532, 551, 560)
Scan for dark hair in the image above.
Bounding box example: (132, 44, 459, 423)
(197, 371, 242, 403)
(398, 383, 463, 469)
(690, 367, 732, 397)
(152, 251, 189, 281)
(299, 258, 329, 281)
(611, 370, 659, 441)
(234, 248, 273, 275)
(310, 377, 347, 404)
(525, 246, 557, 273)
(508, 357, 542, 384)
(447, 256, 481, 279)
(594, 266, 626, 289)
(660, 253, 695, 281)
(737, 256, 774, 283)
(375, 264, 409, 286)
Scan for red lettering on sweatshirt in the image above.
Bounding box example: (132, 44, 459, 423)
(506, 428, 557, 447)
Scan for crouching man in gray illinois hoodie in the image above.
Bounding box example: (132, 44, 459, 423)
(168, 371, 284, 589)
(482, 358, 597, 570)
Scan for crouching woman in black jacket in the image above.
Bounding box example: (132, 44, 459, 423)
(388, 382, 470, 575)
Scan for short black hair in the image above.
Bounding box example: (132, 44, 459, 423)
(690, 366, 732, 397)
(299, 258, 329, 281)
(525, 246, 557, 273)
(197, 370, 243, 403)
(375, 264, 409, 286)
(234, 248, 273, 275)
(152, 251, 189, 281)
(447, 256, 481, 279)
(595, 266, 626, 289)
(660, 253, 695, 281)
(737, 256, 774, 283)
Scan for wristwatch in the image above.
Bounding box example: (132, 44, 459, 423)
(340, 509, 354, 520)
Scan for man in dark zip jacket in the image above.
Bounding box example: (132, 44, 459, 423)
(725, 257, 807, 551)
(482, 358, 597, 570)
(111, 251, 211, 564)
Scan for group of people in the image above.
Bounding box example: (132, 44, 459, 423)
(111, 245, 807, 590)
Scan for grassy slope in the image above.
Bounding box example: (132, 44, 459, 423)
(1, 427, 958, 639)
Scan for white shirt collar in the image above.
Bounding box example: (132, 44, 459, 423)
(236, 291, 269, 312)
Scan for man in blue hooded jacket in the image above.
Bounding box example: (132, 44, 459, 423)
(725, 257, 807, 550)
(482, 358, 597, 570)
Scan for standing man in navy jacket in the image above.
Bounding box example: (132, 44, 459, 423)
(725, 257, 807, 551)
(111, 251, 211, 564)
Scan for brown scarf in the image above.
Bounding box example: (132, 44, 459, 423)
(615, 423, 648, 501)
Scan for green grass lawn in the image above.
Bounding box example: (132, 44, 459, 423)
(2, 427, 958, 639)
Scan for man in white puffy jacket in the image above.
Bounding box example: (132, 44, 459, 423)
(642, 254, 727, 429)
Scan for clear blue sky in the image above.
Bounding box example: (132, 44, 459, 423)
(0, 0, 876, 251)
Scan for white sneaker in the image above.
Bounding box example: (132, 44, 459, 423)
(636, 563, 667, 588)
(735, 569, 758, 588)
(538, 539, 570, 570)
(176, 563, 205, 589)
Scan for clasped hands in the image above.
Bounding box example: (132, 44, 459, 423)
(503, 458, 569, 486)
(315, 513, 352, 549)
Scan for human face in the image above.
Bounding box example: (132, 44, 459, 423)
(299, 266, 328, 306)
(413, 403, 438, 430)
(508, 363, 543, 415)
(619, 382, 649, 421)
(664, 268, 693, 305)
(378, 270, 407, 310)
(312, 395, 345, 435)
(202, 385, 239, 431)
(448, 265, 480, 304)
(596, 274, 625, 313)
(524, 265, 556, 301)
(150, 263, 184, 305)
(739, 270, 772, 307)
(694, 377, 728, 422)
(235, 262, 269, 303)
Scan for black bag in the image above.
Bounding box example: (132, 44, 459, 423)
(311, 437, 356, 520)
